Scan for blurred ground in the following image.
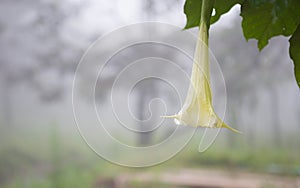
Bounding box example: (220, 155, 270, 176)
(0, 124, 299, 188)
(94, 169, 300, 188)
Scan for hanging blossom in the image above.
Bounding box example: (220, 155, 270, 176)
(163, 1, 241, 133)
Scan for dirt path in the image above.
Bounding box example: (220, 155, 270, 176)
(95, 168, 300, 188)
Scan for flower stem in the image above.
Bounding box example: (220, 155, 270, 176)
(193, 0, 215, 100)
(200, 0, 215, 35)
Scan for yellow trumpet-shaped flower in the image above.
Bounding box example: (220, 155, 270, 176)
(163, 11, 241, 134)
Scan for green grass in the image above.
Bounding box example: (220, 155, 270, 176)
(167, 135, 300, 176)
(0, 124, 299, 188)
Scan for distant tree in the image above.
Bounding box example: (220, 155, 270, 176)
(210, 17, 292, 147)
(0, 0, 82, 127)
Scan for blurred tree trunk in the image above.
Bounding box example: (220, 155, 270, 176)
(2, 79, 13, 127)
(270, 86, 281, 147)
(227, 102, 237, 148)
(298, 105, 300, 131)
(136, 83, 156, 146)
(247, 93, 257, 149)
(50, 123, 62, 188)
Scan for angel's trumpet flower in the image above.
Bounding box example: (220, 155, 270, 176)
(163, 4, 241, 133)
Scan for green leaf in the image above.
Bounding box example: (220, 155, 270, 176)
(289, 25, 300, 87)
(211, 0, 244, 24)
(184, 0, 243, 29)
(184, 0, 202, 29)
(241, 0, 300, 50)
(183, 0, 300, 88)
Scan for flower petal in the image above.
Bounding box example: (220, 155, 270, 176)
(163, 16, 241, 134)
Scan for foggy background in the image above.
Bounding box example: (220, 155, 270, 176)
(0, 0, 299, 187)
